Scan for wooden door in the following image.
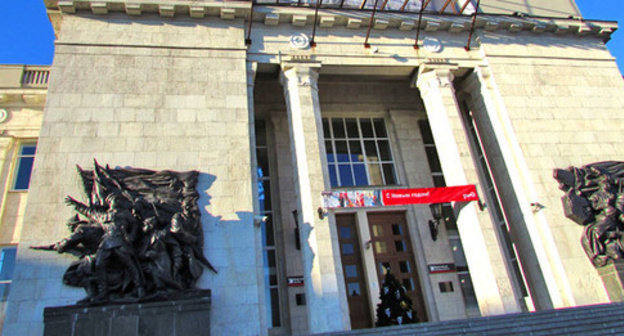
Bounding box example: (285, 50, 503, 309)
(336, 213, 373, 329)
(367, 211, 427, 322)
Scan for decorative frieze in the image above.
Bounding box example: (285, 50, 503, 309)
(125, 3, 141, 16)
(425, 21, 440, 32)
(577, 26, 593, 36)
(374, 19, 389, 30)
(90, 2, 108, 14)
(399, 21, 414, 31)
(347, 18, 362, 29)
(555, 25, 571, 34)
(220, 8, 236, 20)
(159, 4, 175, 17)
(448, 23, 464, 33)
(508, 23, 522, 33)
(0, 92, 47, 105)
(319, 16, 335, 28)
(47, 0, 617, 40)
(292, 15, 307, 27)
(265, 13, 279, 26)
(484, 22, 499, 31)
(189, 6, 204, 18)
(58, 0, 76, 14)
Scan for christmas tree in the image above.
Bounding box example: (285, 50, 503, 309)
(375, 266, 418, 327)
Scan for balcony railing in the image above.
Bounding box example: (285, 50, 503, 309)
(254, 0, 477, 15)
(21, 67, 50, 88)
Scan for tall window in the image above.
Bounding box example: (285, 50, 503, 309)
(255, 120, 281, 328)
(12, 143, 36, 191)
(0, 247, 16, 299)
(322, 117, 397, 188)
(460, 105, 529, 307)
(418, 120, 480, 317)
(0, 246, 17, 323)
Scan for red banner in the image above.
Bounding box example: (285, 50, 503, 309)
(322, 185, 479, 209)
(381, 185, 479, 206)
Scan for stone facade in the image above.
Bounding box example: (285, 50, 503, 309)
(1, 0, 624, 335)
(3, 13, 263, 336)
(0, 65, 46, 246)
(0, 65, 47, 333)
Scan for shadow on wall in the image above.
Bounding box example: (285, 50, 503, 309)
(2, 168, 260, 335)
(196, 172, 256, 277)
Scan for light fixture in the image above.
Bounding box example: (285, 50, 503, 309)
(317, 207, 328, 220)
(254, 215, 268, 227)
(530, 202, 545, 213)
(429, 203, 443, 241)
(292, 210, 301, 250)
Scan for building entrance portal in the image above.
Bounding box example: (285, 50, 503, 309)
(368, 212, 428, 323)
(337, 211, 428, 329)
(336, 213, 373, 329)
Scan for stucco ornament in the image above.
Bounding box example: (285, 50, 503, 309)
(0, 109, 7, 123)
(422, 37, 442, 53)
(290, 33, 311, 49)
(31, 160, 216, 304)
(554, 161, 624, 268)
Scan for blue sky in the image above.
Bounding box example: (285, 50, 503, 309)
(0, 0, 623, 74)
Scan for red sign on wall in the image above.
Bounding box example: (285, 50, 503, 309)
(287, 276, 304, 287)
(381, 185, 479, 206)
(323, 185, 479, 209)
(428, 263, 457, 274)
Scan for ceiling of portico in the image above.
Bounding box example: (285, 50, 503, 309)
(256, 63, 472, 82)
(256, 63, 415, 79)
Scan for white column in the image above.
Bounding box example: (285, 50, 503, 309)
(279, 64, 349, 333)
(415, 66, 509, 315)
(355, 210, 381, 322)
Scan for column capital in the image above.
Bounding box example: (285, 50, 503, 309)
(279, 63, 321, 89)
(457, 67, 494, 96)
(412, 64, 458, 92)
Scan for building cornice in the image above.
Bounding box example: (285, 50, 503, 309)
(0, 90, 47, 106)
(47, 1, 617, 41)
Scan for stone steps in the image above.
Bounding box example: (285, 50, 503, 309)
(316, 302, 624, 336)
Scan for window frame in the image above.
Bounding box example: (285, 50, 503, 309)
(11, 142, 37, 191)
(322, 116, 399, 188)
(255, 120, 283, 329)
(0, 245, 17, 301)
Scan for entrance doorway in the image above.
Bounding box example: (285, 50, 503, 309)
(336, 213, 373, 329)
(368, 211, 428, 322)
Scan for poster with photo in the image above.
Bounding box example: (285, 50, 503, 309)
(323, 185, 479, 209)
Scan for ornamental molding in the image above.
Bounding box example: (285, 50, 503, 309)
(0, 109, 7, 123)
(50, 1, 617, 40)
(289, 33, 311, 50)
(280, 64, 320, 89)
(0, 90, 47, 105)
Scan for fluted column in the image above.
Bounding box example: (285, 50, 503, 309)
(279, 63, 349, 333)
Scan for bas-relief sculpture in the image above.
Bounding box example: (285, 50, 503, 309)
(554, 161, 624, 268)
(32, 161, 216, 304)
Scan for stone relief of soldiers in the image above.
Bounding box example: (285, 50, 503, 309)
(554, 161, 624, 267)
(32, 160, 216, 304)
